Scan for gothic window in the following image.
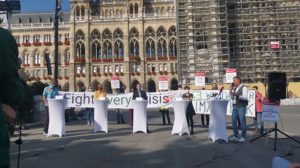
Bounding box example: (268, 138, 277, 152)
(145, 27, 155, 38)
(23, 50, 30, 65)
(130, 39, 139, 57)
(102, 29, 112, 40)
(114, 40, 124, 58)
(103, 40, 112, 59)
(157, 38, 167, 57)
(168, 26, 176, 37)
(76, 41, 85, 58)
(157, 26, 167, 37)
(92, 40, 101, 59)
(75, 30, 85, 40)
(113, 28, 123, 39)
(146, 39, 155, 57)
(169, 38, 177, 57)
(33, 50, 40, 64)
(129, 27, 139, 39)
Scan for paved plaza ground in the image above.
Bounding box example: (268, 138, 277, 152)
(10, 106, 300, 168)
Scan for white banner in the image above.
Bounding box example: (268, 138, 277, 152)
(59, 90, 256, 117)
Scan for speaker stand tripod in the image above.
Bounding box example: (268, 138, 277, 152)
(250, 122, 300, 151)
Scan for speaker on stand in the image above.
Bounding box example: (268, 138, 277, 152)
(250, 72, 299, 151)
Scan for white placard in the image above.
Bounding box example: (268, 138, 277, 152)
(262, 105, 279, 122)
(225, 68, 237, 83)
(195, 71, 205, 86)
(158, 76, 168, 90)
(111, 80, 120, 89)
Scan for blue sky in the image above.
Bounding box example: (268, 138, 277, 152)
(21, 0, 70, 13)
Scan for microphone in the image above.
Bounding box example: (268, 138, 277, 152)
(217, 86, 224, 99)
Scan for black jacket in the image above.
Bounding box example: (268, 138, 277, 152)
(132, 90, 148, 100)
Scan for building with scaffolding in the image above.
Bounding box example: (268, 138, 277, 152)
(177, 0, 300, 85)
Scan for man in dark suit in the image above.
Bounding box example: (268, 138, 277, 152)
(132, 83, 150, 133)
(182, 86, 196, 135)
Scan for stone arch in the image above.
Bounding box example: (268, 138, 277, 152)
(113, 28, 123, 40)
(77, 80, 85, 92)
(103, 79, 112, 93)
(147, 78, 156, 92)
(75, 29, 85, 40)
(145, 26, 155, 38)
(91, 29, 101, 40)
(170, 78, 179, 90)
(80, 6, 85, 17)
(75, 6, 80, 17)
(131, 79, 140, 91)
(157, 26, 167, 37)
(91, 80, 100, 91)
(62, 82, 69, 91)
(168, 25, 176, 37)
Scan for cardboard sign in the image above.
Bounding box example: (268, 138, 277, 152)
(195, 71, 205, 86)
(111, 75, 120, 89)
(225, 68, 237, 83)
(158, 76, 168, 90)
(262, 104, 279, 122)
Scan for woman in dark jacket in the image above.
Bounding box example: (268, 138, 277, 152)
(182, 86, 196, 135)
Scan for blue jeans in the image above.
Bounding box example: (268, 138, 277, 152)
(256, 112, 264, 134)
(232, 105, 247, 138)
(86, 108, 94, 123)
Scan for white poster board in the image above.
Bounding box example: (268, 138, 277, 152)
(195, 71, 205, 86)
(111, 76, 120, 89)
(225, 68, 237, 83)
(158, 76, 168, 90)
(262, 104, 279, 122)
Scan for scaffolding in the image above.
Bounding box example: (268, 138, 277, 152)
(177, 0, 229, 84)
(177, 0, 300, 84)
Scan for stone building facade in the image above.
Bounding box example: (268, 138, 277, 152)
(4, 0, 178, 93)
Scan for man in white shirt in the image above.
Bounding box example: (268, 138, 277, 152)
(229, 76, 248, 142)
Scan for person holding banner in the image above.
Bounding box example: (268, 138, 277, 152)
(182, 86, 196, 135)
(132, 83, 150, 133)
(229, 76, 248, 142)
(159, 90, 171, 125)
(86, 86, 94, 126)
(94, 84, 107, 100)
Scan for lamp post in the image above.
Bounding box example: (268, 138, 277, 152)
(54, 0, 62, 85)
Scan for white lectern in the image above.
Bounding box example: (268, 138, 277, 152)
(172, 100, 190, 136)
(94, 100, 109, 133)
(132, 100, 148, 134)
(47, 99, 66, 137)
(207, 99, 229, 142)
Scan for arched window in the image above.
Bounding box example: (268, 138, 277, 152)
(157, 38, 167, 57)
(130, 39, 139, 57)
(75, 30, 85, 41)
(157, 26, 167, 37)
(76, 41, 85, 58)
(113, 28, 123, 39)
(102, 29, 112, 40)
(135, 3, 138, 15)
(92, 40, 101, 59)
(169, 38, 177, 57)
(64, 48, 70, 63)
(23, 50, 30, 65)
(91, 29, 101, 40)
(129, 28, 139, 57)
(146, 39, 155, 58)
(114, 40, 124, 58)
(168, 26, 176, 37)
(33, 50, 40, 64)
(75, 6, 80, 17)
(145, 27, 155, 38)
(103, 40, 112, 59)
(81, 6, 85, 18)
(130, 4, 133, 15)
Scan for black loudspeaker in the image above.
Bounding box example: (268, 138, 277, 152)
(268, 72, 286, 100)
(44, 54, 52, 75)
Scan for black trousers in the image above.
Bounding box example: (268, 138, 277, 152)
(186, 113, 194, 132)
(116, 109, 125, 123)
(160, 109, 171, 124)
(43, 106, 49, 133)
(201, 114, 209, 126)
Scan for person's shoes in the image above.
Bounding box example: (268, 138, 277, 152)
(228, 136, 239, 141)
(238, 137, 246, 143)
(190, 131, 194, 135)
